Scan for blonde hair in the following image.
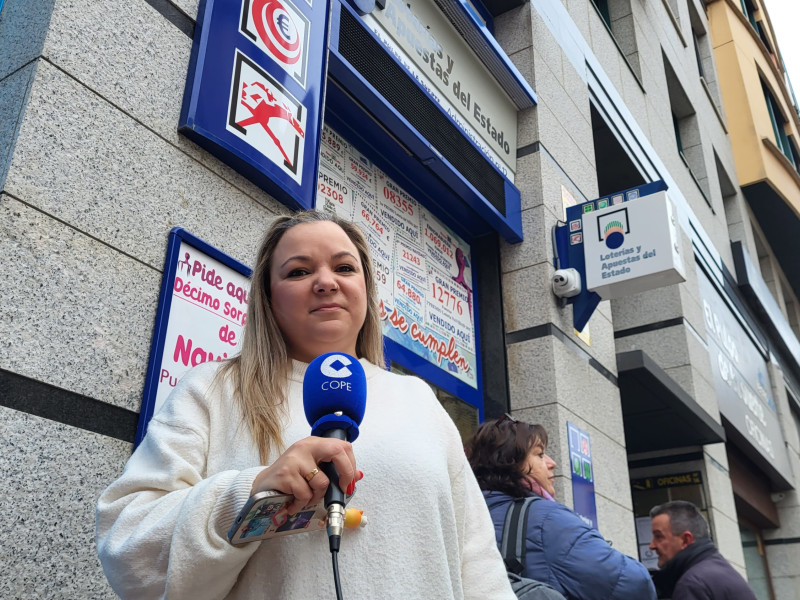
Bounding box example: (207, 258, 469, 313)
(219, 210, 384, 463)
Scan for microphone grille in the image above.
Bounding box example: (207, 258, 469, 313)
(303, 353, 367, 433)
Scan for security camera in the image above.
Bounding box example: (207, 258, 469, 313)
(770, 492, 786, 503)
(552, 268, 582, 298)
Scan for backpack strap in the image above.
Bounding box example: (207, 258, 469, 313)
(500, 496, 539, 575)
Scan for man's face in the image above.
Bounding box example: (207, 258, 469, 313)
(650, 514, 690, 568)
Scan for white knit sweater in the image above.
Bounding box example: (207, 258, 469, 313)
(96, 359, 514, 599)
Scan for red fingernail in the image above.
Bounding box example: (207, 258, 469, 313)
(346, 479, 356, 495)
(358, 470, 364, 481)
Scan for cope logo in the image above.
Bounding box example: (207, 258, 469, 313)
(240, 0, 310, 86)
(596, 207, 629, 250)
(227, 52, 306, 182)
(320, 354, 353, 378)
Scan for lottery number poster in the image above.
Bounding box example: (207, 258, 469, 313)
(316, 125, 477, 388)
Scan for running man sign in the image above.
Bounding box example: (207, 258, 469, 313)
(179, 0, 328, 210)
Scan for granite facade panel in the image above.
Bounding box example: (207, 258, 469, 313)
(0, 407, 129, 599)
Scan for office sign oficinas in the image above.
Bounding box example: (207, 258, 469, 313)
(179, 0, 329, 209)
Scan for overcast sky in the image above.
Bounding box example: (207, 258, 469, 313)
(762, 0, 800, 104)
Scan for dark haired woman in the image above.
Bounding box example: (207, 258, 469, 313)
(465, 416, 656, 600)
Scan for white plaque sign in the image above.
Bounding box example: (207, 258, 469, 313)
(582, 191, 686, 300)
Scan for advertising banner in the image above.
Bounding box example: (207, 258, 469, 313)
(136, 229, 252, 445)
(557, 180, 667, 332)
(316, 124, 478, 389)
(581, 190, 685, 299)
(567, 422, 597, 529)
(363, 0, 518, 180)
(696, 267, 792, 483)
(179, 0, 329, 210)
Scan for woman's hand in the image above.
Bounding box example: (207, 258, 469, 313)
(250, 436, 358, 514)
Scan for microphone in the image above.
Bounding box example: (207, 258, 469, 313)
(303, 353, 367, 551)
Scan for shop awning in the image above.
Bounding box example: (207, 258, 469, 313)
(617, 350, 726, 453)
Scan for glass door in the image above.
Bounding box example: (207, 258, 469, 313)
(739, 521, 775, 600)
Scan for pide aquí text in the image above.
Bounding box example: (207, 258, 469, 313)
(176, 258, 249, 308)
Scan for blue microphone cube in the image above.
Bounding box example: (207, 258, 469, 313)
(303, 353, 367, 441)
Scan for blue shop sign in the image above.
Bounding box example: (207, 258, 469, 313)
(179, 0, 329, 210)
(567, 422, 598, 529)
(696, 265, 793, 487)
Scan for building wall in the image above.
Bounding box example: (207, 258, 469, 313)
(495, 0, 638, 557)
(706, 0, 800, 595)
(708, 0, 800, 200)
(0, 0, 282, 596)
(765, 362, 800, 598)
(2, 0, 799, 596)
(495, 0, 752, 572)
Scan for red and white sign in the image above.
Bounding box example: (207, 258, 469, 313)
(241, 0, 310, 86)
(154, 242, 251, 416)
(228, 52, 307, 183)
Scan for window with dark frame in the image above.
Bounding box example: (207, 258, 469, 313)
(762, 78, 800, 173)
(589, 0, 642, 81)
(672, 112, 683, 154)
(755, 20, 773, 54)
(592, 0, 611, 27)
(740, 0, 758, 31)
(693, 32, 705, 79)
(590, 104, 646, 197)
(664, 54, 712, 206)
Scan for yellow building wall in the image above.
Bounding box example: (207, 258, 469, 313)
(708, 0, 800, 215)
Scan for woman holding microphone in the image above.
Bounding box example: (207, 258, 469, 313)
(96, 211, 514, 599)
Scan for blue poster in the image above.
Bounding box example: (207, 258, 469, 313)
(567, 422, 598, 529)
(179, 0, 329, 210)
(136, 229, 252, 446)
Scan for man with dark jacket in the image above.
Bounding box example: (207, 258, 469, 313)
(649, 500, 757, 599)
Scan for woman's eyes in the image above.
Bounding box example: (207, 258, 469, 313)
(286, 264, 357, 277)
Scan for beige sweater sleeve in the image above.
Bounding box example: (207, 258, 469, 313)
(452, 449, 517, 600)
(95, 367, 263, 599)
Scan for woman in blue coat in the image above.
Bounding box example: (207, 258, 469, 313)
(465, 416, 656, 600)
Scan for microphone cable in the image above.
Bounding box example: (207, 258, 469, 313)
(328, 503, 345, 600)
(331, 546, 344, 600)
